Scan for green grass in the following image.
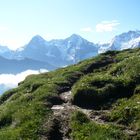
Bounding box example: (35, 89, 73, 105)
(70, 111, 127, 140)
(0, 54, 104, 139)
(108, 93, 140, 130)
(72, 49, 140, 108)
(72, 73, 134, 108)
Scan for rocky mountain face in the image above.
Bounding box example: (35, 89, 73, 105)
(14, 34, 98, 67)
(16, 30, 140, 65)
(99, 30, 140, 53)
(13, 31, 140, 61)
(0, 48, 140, 139)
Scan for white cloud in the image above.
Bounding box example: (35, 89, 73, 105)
(96, 20, 120, 32)
(0, 70, 39, 86)
(0, 69, 48, 94)
(80, 27, 92, 32)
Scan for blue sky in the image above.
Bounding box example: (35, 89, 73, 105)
(0, 0, 140, 49)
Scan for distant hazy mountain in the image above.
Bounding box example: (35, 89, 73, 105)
(0, 45, 14, 59)
(0, 56, 55, 74)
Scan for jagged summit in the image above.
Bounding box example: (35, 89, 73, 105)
(99, 30, 140, 52)
(65, 34, 90, 45)
(29, 35, 46, 44)
(13, 33, 98, 66)
(0, 30, 140, 67)
(111, 30, 140, 43)
(67, 34, 83, 40)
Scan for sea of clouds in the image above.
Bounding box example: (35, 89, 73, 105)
(0, 69, 48, 94)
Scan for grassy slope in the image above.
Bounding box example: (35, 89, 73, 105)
(0, 48, 140, 139)
(71, 48, 140, 139)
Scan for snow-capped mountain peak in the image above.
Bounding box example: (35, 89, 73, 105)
(105, 30, 140, 51)
(29, 35, 47, 44)
(14, 34, 98, 66)
(67, 34, 83, 41)
(0, 30, 140, 68)
(110, 30, 140, 44)
(121, 36, 140, 50)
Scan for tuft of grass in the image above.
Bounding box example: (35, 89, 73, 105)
(72, 73, 134, 108)
(108, 94, 140, 131)
(70, 111, 127, 140)
(72, 49, 140, 108)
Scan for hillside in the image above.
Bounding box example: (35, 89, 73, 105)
(0, 48, 140, 139)
(0, 56, 55, 74)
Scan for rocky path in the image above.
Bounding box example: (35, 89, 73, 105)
(51, 91, 110, 128)
(50, 90, 137, 140)
(51, 91, 75, 140)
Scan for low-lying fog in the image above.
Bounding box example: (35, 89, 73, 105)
(0, 69, 48, 94)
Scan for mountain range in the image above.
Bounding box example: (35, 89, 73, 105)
(0, 56, 54, 74)
(0, 30, 140, 73)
